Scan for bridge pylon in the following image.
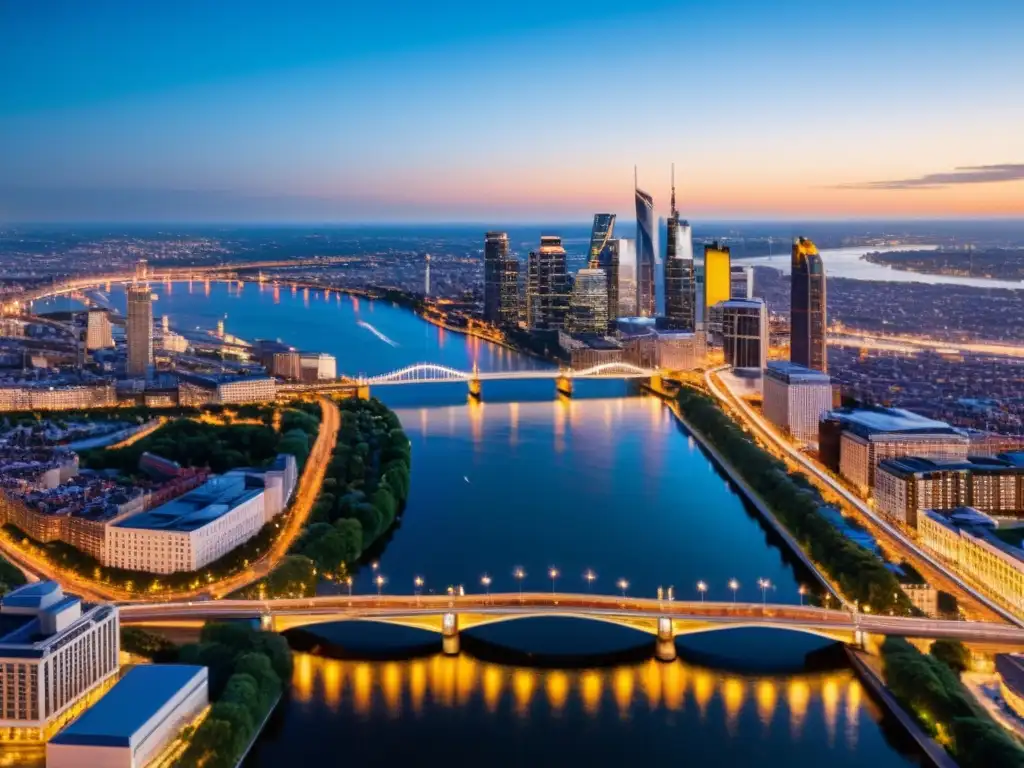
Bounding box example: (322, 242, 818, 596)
(442, 612, 460, 655)
(356, 383, 371, 400)
(468, 363, 482, 400)
(556, 370, 574, 397)
(655, 616, 676, 662)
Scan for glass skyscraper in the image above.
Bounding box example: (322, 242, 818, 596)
(527, 236, 570, 331)
(587, 214, 616, 268)
(790, 237, 828, 372)
(483, 232, 508, 324)
(598, 239, 620, 332)
(615, 238, 637, 319)
(568, 267, 610, 334)
(664, 171, 695, 330)
(634, 173, 656, 318)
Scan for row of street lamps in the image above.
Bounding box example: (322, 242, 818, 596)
(340, 563, 816, 605)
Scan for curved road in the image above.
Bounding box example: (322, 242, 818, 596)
(703, 366, 1024, 628)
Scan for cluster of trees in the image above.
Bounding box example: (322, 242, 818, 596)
(120, 627, 177, 660)
(676, 386, 915, 614)
(171, 623, 292, 768)
(0, 557, 25, 596)
(243, 398, 412, 597)
(881, 637, 1024, 767)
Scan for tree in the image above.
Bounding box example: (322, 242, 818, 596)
(263, 555, 317, 598)
(334, 518, 363, 563)
(234, 653, 282, 710)
(185, 717, 237, 768)
(352, 503, 383, 543)
(931, 640, 972, 675)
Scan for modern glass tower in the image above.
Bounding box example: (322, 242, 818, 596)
(664, 167, 695, 330)
(598, 239, 620, 332)
(568, 267, 610, 334)
(126, 283, 153, 377)
(483, 232, 508, 324)
(587, 214, 616, 268)
(527, 236, 570, 331)
(615, 238, 637, 319)
(634, 170, 656, 318)
(790, 237, 828, 372)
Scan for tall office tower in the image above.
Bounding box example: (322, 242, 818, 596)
(483, 232, 509, 323)
(634, 170, 656, 317)
(703, 241, 732, 323)
(730, 265, 753, 299)
(790, 236, 828, 373)
(425, 254, 431, 296)
(526, 236, 570, 331)
(85, 308, 113, 350)
(135, 259, 148, 281)
(568, 267, 610, 334)
(615, 238, 637, 318)
(664, 167, 695, 330)
(587, 214, 616, 268)
(499, 253, 520, 327)
(598, 239, 620, 332)
(126, 284, 154, 377)
(721, 298, 768, 370)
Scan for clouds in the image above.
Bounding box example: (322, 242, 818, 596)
(841, 164, 1024, 190)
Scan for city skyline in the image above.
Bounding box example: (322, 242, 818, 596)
(2, 1, 1023, 222)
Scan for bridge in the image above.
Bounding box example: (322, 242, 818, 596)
(118, 593, 1024, 661)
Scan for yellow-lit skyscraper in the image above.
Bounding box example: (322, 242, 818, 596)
(703, 241, 731, 317)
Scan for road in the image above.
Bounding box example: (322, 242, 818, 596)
(117, 592, 1024, 645)
(703, 366, 1024, 628)
(0, 396, 340, 602)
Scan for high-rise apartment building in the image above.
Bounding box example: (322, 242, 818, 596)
(730, 265, 753, 299)
(125, 284, 154, 377)
(587, 214, 616, 268)
(721, 298, 767, 370)
(527, 236, 570, 331)
(664, 169, 695, 330)
(791, 237, 827, 372)
(598, 240, 620, 332)
(704, 241, 732, 321)
(85, 309, 113, 351)
(568, 268, 609, 334)
(484, 232, 509, 324)
(634, 171, 656, 318)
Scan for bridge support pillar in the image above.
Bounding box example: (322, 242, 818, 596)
(556, 374, 573, 397)
(356, 385, 371, 400)
(442, 612, 459, 655)
(468, 378, 482, 400)
(259, 613, 276, 632)
(655, 617, 676, 662)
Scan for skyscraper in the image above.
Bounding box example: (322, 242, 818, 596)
(615, 238, 637, 318)
(664, 167, 695, 330)
(730, 265, 754, 299)
(704, 241, 732, 319)
(634, 170, 656, 318)
(790, 237, 828, 373)
(527, 236, 570, 331)
(721, 298, 768, 370)
(587, 214, 616, 268)
(598, 239, 620, 332)
(499, 252, 520, 327)
(568, 268, 609, 334)
(85, 308, 113, 350)
(483, 232, 508, 324)
(126, 284, 154, 377)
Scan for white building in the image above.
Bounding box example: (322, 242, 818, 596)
(299, 352, 337, 382)
(104, 473, 269, 574)
(762, 361, 832, 444)
(86, 309, 113, 351)
(0, 582, 119, 742)
(48, 665, 209, 768)
(177, 373, 276, 407)
(730, 265, 753, 299)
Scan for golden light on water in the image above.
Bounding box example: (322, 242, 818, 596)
(287, 652, 871, 746)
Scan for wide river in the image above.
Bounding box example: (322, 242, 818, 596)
(33, 283, 924, 766)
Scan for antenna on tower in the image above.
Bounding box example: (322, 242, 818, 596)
(634, 165, 638, 190)
(671, 163, 677, 215)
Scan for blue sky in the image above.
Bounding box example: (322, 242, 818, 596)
(1, 0, 1022, 222)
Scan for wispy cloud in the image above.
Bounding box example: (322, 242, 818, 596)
(839, 163, 1024, 190)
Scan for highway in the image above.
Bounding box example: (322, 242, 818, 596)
(117, 592, 1024, 645)
(703, 366, 1024, 628)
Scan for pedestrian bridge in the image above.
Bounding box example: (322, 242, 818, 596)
(119, 593, 1024, 659)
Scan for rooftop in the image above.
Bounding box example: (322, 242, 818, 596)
(765, 361, 831, 383)
(830, 406, 961, 437)
(115, 474, 262, 533)
(50, 665, 207, 748)
(878, 455, 1019, 477)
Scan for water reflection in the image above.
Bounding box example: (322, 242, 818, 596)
(290, 651, 867, 742)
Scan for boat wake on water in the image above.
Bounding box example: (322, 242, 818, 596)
(357, 320, 399, 347)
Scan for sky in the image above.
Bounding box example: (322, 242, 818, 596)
(1, 0, 1022, 223)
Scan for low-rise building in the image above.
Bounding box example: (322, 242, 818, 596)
(762, 361, 832, 444)
(47, 664, 209, 768)
(299, 352, 337, 382)
(0, 383, 117, 412)
(177, 373, 276, 406)
(0, 582, 120, 741)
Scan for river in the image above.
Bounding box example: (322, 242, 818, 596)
(33, 283, 924, 766)
(737, 244, 1024, 290)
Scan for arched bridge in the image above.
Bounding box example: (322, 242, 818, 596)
(357, 361, 656, 386)
(118, 593, 1024, 660)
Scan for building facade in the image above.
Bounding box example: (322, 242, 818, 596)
(730, 265, 753, 299)
(526, 236, 570, 331)
(85, 309, 113, 351)
(664, 193, 695, 331)
(598, 240, 620, 332)
(634, 182, 656, 318)
(790, 237, 827, 373)
(483, 231, 509, 325)
(0, 384, 117, 412)
(614, 238, 637, 318)
(762, 361, 833, 443)
(568, 268, 609, 335)
(125, 284, 153, 378)
(587, 214, 616, 268)
(299, 352, 337, 382)
(721, 298, 767, 370)
(703, 242, 731, 323)
(0, 582, 119, 741)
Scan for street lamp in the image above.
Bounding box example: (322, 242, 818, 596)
(728, 579, 739, 604)
(798, 585, 807, 606)
(549, 567, 559, 595)
(481, 574, 492, 599)
(758, 578, 771, 606)
(617, 579, 629, 598)
(375, 574, 386, 597)
(414, 575, 424, 593)
(371, 561, 379, 572)
(584, 569, 596, 592)
(513, 566, 525, 600)
(697, 581, 707, 602)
